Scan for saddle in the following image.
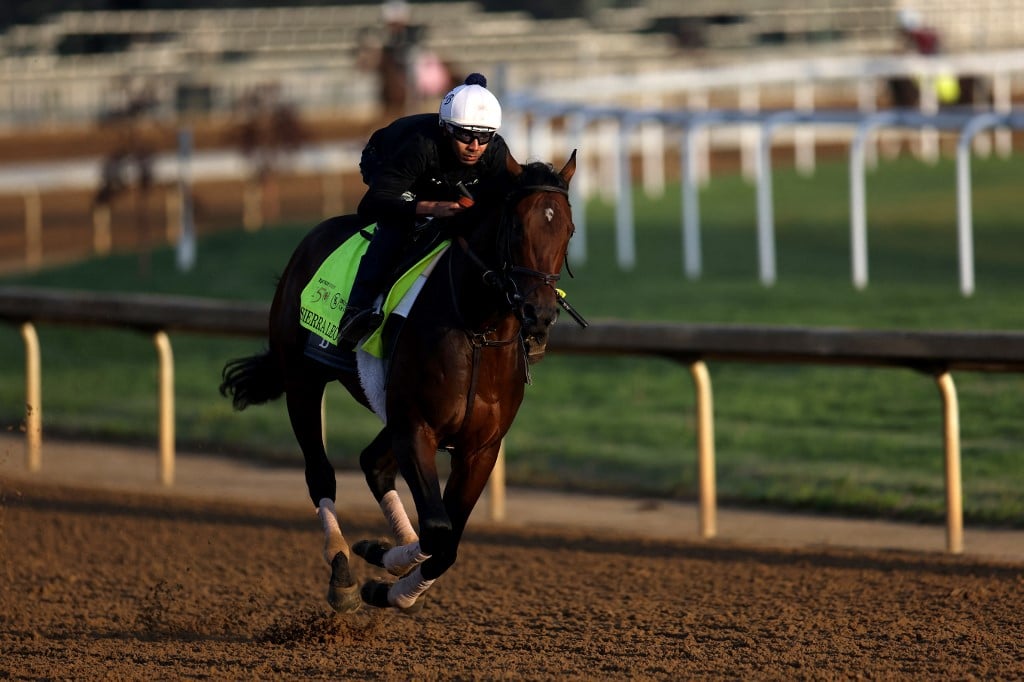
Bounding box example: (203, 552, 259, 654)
(300, 217, 450, 368)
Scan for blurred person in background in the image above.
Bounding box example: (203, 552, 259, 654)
(357, 0, 436, 118)
(897, 8, 941, 55)
(892, 8, 961, 105)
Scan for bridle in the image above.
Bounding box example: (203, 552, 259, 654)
(497, 183, 568, 310)
(454, 182, 586, 328)
(448, 179, 587, 425)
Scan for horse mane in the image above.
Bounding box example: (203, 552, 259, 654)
(454, 160, 566, 240)
(514, 161, 568, 192)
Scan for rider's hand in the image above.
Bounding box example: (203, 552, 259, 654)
(416, 201, 465, 219)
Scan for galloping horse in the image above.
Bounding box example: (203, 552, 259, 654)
(220, 151, 579, 613)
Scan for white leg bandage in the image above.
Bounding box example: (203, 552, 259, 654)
(380, 490, 418, 545)
(383, 540, 430, 576)
(317, 498, 347, 566)
(388, 565, 435, 610)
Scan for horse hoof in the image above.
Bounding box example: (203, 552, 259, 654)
(353, 539, 391, 568)
(326, 551, 361, 614)
(327, 582, 361, 614)
(360, 579, 426, 614)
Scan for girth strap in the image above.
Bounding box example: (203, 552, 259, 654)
(459, 329, 521, 434)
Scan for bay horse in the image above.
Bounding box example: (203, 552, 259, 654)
(220, 151, 579, 613)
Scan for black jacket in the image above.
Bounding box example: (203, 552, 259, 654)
(357, 113, 510, 226)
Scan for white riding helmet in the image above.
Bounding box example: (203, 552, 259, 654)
(439, 73, 501, 132)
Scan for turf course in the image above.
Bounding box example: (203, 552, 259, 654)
(1, 154, 1022, 524)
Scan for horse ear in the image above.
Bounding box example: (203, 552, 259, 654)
(506, 152, 523, 178)
(559, 149, 577, 185)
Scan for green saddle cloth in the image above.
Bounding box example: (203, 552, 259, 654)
(299, 225, 449, 358)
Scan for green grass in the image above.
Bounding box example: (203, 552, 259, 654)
(2, 154, 1024, 525)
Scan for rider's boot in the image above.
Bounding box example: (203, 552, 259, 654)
(338, 225, 403, 348)
(337, 304, 384, 347)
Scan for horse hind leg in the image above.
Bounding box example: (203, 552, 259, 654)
(285, 370, 360, 614)
(318, 498, 361, 613)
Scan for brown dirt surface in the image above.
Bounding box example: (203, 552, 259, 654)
(2, 477, 1023, 680)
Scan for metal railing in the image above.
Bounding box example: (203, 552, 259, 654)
(3, 286, 1024, 553)
(505, 101, 1024, 297)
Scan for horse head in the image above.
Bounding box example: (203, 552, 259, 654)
(502, 151, 577, 362)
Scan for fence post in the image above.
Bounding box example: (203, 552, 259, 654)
(680, 114, 715, 280)
(690, 360, 717, 539)
(20, 322, 42, 472)
(176, 127, 196, 272)
(956, 111, 1008, 298)
(488, 439, 507, 522)
(24, 189, 43, 270)
(566, 110, 587, 266)
(934, 370, 963, 554)
(848, 111, 900, 290)
(92, 204, 112, 255)
(243, 182, 262, 231)
(153, 331, 175, 486)
(756, 112, 802, 287)
(615, 113, 637, 270)
(794, 81, 816, 175)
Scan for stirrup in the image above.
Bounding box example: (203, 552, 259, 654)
(338, 307, 384, 344)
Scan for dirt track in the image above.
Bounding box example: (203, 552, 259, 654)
(2, 477, 1023, 680)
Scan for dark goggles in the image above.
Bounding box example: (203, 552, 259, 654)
(447, 125, 495, 145)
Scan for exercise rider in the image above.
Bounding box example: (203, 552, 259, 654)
(337, 72, 511, 348)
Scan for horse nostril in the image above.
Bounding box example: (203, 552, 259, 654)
(522, 303, 538, 326)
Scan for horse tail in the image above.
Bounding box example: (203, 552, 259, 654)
(219, 350, 284, 410)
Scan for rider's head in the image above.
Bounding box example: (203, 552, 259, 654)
(439, 73, 501, 165)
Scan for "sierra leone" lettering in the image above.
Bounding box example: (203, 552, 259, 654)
(300, 307, 339, 342)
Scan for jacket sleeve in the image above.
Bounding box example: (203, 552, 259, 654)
(357, 139, 432, 224)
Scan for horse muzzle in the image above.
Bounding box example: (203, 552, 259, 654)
(520, 302, 559, 364)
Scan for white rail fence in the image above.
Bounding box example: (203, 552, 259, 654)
(505, 101, 1024, 297)
(500, 50, 1024, 296)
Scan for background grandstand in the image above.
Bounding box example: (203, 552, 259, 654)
(1, 1, 1020, 128)
(2, 0, 1023, 274)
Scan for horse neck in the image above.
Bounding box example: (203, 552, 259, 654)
(447, 225, 517, 335)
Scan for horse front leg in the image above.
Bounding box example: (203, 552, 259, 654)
(285, 368, 361, 614)
(353, 426, 429, 578)
(359, 427, 449, 613)
(359, 427, 418, 546)
(361, 436, 502, 614)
